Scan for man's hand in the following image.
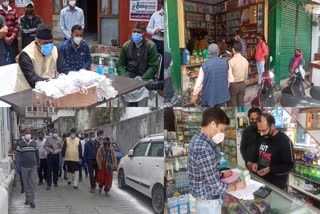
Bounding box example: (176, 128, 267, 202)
(235, 180, 246, 190)
(251, 163, 258, 173)
(154, 29, 161, 34)
(5, 36, 14, 45)
(257, 167, 270, 177)
(246, 161, 254, 171)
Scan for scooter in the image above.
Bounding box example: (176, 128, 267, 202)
(280, 67, 320, 107)
(251, 57, 277, 107)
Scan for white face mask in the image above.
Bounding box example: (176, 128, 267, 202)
(91, 138, 95, 141)
(73, 37, 82, 45)
(69, 0, 76, 7)
(25, 134, 32, 140)
(2, 1, 9, 7)
(53, 133, 58, 138)
(212, 133, 225, 144)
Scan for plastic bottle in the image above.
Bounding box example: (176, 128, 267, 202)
(108, 57, 116, 75)
(189, 194, 197, 214)
(220, 152, 228, 168)
(97, 57, 104, 75)
(182, 49, 190, 65)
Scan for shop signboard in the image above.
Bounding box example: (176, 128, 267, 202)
(129, 0, 157, 21)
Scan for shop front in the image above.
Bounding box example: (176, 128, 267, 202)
(164, 107, 320, 213)
(166, 0, 319, 105)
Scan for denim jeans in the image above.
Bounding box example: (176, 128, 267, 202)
(256, 61, 265, 84)
(196, 197, 223, 214)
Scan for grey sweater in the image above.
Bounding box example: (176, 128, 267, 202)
(16, 140, 40, 168)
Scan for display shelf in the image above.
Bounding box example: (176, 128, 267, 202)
(289, 184, 320, 201)
(182, 63, 202, 68)
(291, 172, 320, 186)
(296, 161, 320, 170)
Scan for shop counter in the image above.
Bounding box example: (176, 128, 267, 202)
(166, 164, 320, 214)
(0, 75, 148, 107)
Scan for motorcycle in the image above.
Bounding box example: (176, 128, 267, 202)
(280, 66, 320, 107)
(251, 57, 277, 107)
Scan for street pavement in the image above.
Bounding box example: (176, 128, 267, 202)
(9, 172, 154, 214)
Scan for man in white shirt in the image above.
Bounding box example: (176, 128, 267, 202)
(147, 0, 164, 80)
(79, 133, 88, 181)
(35, 132, 47, 185)
(60, 0, 84, 40)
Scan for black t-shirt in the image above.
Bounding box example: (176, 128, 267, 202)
(257, 131, 295, 189)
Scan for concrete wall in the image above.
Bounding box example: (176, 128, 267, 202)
(54, 117, 76, 134)
(86, 109, 164, 154)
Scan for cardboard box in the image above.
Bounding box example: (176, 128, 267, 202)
(32, 85, 97, 107)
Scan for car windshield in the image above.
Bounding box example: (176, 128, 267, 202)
(112, 143, 119, 151)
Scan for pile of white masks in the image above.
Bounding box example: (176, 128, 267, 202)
(35, 69, 118, 101)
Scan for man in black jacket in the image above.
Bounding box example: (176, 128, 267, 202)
(252, 113, 295, 190)
(240, 107, 262, 171)
(19, 1, 43, 49)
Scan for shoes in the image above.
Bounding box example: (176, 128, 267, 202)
(54, 183, 58, 187)
(25, 201, 30, 205)
(68, 181, 71, 185)
(46, 186, 51, 190)
(73, 186, 79, 190)
(20, 189, 24, 194)
(38, 182, 43, 186)
(89, 188, 95, 193)
(30, 202, 36, 208)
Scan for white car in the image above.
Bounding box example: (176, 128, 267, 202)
(118, 134, 164, 214)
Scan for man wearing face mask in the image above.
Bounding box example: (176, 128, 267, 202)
(16, 24, 71, 90)
(240, 107, 262, 171)
(35, 132, 47, 186)
(234, 30, 247, 57)
(59, 25, 91, 71)
(188, 107, 246, 214)
(44, 128, 62, 190)
(19, 1, 43, 49)
(0, 0, 19, 64)
(60, 0, 84, 40)
(84, 132, 100, 193)
(252, 113, 295, 190)
(62, 128, 82, 190)
(15, 128, 39, 208)
(78, 133, 88, 182)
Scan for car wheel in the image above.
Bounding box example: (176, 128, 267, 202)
(118, 169, 126, 189)
(152, 184, 164, 214)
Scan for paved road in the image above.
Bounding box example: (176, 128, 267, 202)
(9, 172, 154, 214)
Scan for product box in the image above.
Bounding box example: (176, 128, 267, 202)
(32, 85, 97, 107)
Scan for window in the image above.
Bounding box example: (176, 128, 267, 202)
(147, 141, 164, 157)
(133, 142, 149, 157)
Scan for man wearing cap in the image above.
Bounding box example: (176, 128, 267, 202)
(62, 128, 82, 190)
(60, 0, 84, 40)
(147, 0, 164, 80)
(15, 24, 71, 91)
(193, 43, 232, 107)
(117, 21, 158, 106)
(19, 1, 43, 49)
(0, 0, 19, 64)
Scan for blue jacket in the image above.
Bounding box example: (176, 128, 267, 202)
(59, 38, 92, 71)
(201, 56, 230, 106)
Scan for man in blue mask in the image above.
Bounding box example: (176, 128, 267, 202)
(62, 128, 82, 190)
(15, 24, 71, 90)
(117, 21, 158, 107)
